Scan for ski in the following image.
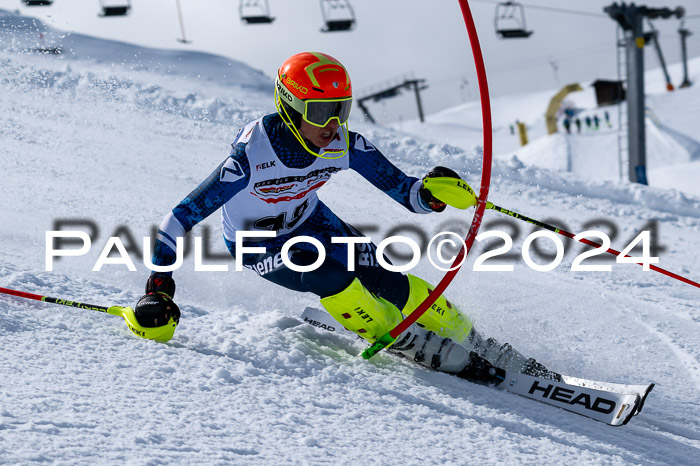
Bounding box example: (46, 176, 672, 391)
(300, 307, 653, 426)
(558, 375, 654, 417)
(499, 370, 642, 426)
(301, 306, 356, 338)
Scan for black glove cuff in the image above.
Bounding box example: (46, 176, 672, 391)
(145, 273, 176, 299)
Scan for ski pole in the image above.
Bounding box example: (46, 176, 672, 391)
(485, 202, 700, 289)
(0, 286, 116, 313)
(0, 286, 176, 341)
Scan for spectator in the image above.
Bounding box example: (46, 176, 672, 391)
(604, 110, 612, 128)
(563, 118, 571, 134)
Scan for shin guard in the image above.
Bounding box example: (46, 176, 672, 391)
(401, 274, 472, 344)
(320, 278, 402, 342)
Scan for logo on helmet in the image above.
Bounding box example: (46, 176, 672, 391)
(277, 81, 293, 103)
(284, 76, 308, 94)
(332, 82, 339, 88)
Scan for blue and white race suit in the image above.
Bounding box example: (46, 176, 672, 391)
(152, 113, 432, 302)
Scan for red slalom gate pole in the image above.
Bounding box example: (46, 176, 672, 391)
(362, 0, 493, 359)
(486, 203, 700, 290)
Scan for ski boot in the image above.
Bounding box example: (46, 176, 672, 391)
(456, 352, 506, 385)
(321, 278, 473, 374)
(397, 274, 559, 380)
(390, 323, 473, 374)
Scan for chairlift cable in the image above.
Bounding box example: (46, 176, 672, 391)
(486, 41, 611, 73)
(510, 2, 606, 19)
(472, 0, 606, 19)
(432, 39, 613, 85)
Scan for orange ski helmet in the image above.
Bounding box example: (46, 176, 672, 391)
(275, 52, 353, 158)
(277, 51, 351, 97)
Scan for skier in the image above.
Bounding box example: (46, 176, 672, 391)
(133, 51, 558, 382)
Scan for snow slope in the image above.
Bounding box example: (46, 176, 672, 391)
(1, 11, 699, 465)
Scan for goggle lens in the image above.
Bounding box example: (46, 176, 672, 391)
(304, 98, 352, 127)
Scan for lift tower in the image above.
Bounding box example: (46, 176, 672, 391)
(604, 2, 683, 185)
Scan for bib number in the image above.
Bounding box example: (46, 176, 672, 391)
(253, 199, 310, 232)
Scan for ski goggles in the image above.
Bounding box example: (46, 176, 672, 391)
(276, 77, 352, 127)
(301, 97, 353, 127)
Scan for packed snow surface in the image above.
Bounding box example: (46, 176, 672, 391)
(1, 11, 699, 465)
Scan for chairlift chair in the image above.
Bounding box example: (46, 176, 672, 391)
(495, 1, 533, 39)
(99, 0, 131, 17)
(23, 1, 53, 6)
(240, 0, 275, 24)
(320, 0, 356, 33)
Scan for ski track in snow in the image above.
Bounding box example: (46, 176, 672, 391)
(1, 10, 700, 465)
(634, 318, 700, 393)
